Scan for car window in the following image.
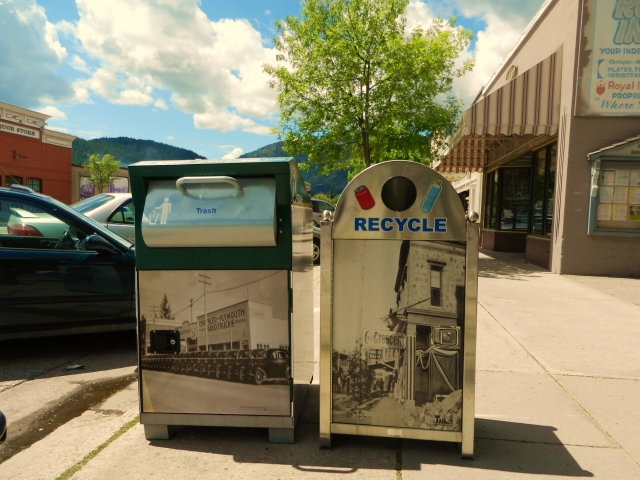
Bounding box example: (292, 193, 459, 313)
(109, 201, 135, 224)
(0, 197, 89, 250)
(71, 194, 116, 213)
(320, 201, 334, 212)
(47, 195, 132, 249)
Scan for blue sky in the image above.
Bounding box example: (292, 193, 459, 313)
(0, 0, 544, 160)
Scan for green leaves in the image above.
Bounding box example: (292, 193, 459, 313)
(264, 0, 473, 175)
(86, 154, 120, 195)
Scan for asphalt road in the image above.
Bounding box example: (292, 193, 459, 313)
(141, 369, 291, 416)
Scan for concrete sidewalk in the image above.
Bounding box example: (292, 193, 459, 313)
(4, 253, 640, 479)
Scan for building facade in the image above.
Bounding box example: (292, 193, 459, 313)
(0, 102, 75, 204)
(436, 0, 640, 275)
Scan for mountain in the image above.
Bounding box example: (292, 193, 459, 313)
(72, 137, 204, 168)
(240, 141, 348, 196)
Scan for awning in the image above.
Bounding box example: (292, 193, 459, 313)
(436, 50, 562, 173)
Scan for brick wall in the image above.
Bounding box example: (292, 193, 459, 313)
(0, 129, 72, 204)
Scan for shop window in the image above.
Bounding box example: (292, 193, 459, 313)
(501, 168, 530, 231)
(484, 171, 499, 229)
(430, 267, 442, 306)
(5, 176, 22, 187)
(26, 178, 42, 193)
(483, 167, 530, 231)
(531, 145, 557, 235)
(588, 159, 640, 235)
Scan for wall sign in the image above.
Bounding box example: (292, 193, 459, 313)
(576, 0, 640, 116)
(0, 120, 40, 139)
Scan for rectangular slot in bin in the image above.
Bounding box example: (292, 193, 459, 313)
(141, 176, 277, 248)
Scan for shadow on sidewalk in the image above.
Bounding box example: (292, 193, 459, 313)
(403, 418, 593, 477)
(0, 330, 136, 384)
(479, 249, 546, 280)
(146, 386, 592, 477)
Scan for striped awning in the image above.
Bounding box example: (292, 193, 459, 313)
(437, 51, 562, 173)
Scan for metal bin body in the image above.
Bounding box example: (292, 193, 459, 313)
(319, 161, 479, 457)
(130, 158, 314, 443)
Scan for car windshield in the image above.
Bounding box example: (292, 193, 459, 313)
(48, 195, 133, 249)
(71, 194, 115, 213)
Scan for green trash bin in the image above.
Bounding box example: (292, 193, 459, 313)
(129, 158, 314, 444)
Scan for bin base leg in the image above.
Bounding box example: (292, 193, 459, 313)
(269, 428, 294, 444)
(319, 433, 332, 448)
(460, 441, 474, 459)
(144, 424, 175, 440)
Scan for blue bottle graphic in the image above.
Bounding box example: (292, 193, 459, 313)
(421, 180, 442, 213)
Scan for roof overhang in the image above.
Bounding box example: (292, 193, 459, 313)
(436, 51, 562, 173)
(587, 135, 640, 162)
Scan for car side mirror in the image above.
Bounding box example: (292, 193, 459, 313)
(83, 234, 120, 255)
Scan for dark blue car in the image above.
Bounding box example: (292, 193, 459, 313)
(0, 185, 136, 340)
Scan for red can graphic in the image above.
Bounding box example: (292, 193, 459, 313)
(354, 185, 375, 210)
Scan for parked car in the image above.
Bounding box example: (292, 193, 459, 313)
(71, 193, 135, 242)
(311, 198, 335, 225)
(0, 185, 136, 340)
(313, 219, 321, 265)
(250, 348, 290, 385)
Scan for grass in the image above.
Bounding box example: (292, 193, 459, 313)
(56, 416, 140, 480)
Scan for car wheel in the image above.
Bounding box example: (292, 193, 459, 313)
(226, 366, 234, 381)
(254, 368, 266, 385)
(238, 366, 246, 383)
(215, 365, 222, 379)
(313, 239, 320, 265)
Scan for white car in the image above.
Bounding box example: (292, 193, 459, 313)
(71, 193, 135, 242)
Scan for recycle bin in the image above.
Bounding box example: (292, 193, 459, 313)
(129, 158, 314, 444)
(319, 160, 479, 457)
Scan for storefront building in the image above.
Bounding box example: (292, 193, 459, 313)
(0, 102, 75, 204)
(436, 0, 640, 275)
(71, 164, 130, 203)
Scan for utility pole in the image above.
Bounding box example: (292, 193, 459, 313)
(198, 273, 212, 350)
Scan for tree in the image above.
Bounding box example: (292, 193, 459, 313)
(85, 154, 120, 195)
(264, 0, 473, 177)
(159, 294, 175, 320)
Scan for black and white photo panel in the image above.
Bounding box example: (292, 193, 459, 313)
(139, 270, 291, 416)
(332, 240, 465, 431)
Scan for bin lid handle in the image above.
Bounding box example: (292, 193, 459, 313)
(176, 176, 244, 195)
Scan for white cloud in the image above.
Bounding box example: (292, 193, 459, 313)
(265, 10, 271, 15)
(0, 0, 74, 107)
(406, 0, 543, 108)
(38, 105, 67, 120)
(167, 135, 174, 141)
(71, 0, 279, 135)
(221, 147, 243, 160)
(77, 129, 104, 139)
(70, 55, 90, 73)
(154, 98, 168, 110)
(45, 125, 70, 133)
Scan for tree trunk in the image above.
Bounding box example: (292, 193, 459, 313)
(362, 130, 371, 168)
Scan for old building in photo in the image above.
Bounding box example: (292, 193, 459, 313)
(0, 101, 75, 203)
(389, 241, 465, 409)
(436, 0, 640, 275)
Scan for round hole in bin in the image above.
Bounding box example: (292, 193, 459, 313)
(381, 176, 417, 212)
